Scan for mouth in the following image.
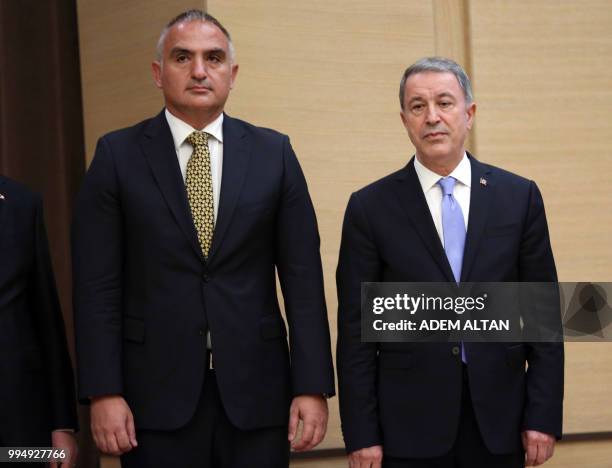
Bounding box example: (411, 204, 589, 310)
(424, 132, 447, 139)
(188, 86, 212, 93)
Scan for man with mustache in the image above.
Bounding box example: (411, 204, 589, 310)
(73, 10, 334, 467)
(336, 57, 563, 467)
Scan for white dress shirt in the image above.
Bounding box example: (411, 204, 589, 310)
(413, 153, 471, 245)
(165, 108, 223, 223)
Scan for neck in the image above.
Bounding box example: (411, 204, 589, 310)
(166, 106, 223, 130)
(416, 151, 464, 177)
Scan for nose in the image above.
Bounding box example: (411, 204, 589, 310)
(191, 57, 207, 80)
(425, 104, 440, 125)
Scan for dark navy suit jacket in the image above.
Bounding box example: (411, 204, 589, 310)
(0, 176, 77, 444)
(336, 155, 563, 457)
(73, 111, 335, 431)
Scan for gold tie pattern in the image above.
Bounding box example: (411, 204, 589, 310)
(186, 131, 215, 257)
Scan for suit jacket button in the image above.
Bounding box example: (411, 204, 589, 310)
(203, 274, 210, 282)
(452, 346, 460, 356)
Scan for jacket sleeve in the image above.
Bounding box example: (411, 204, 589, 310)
(274, 135, 335, 397)
(72, 136, 125, 402)
(519, 181, 564, 438)
(30, 196, 79, 430)
(336, 192, 382, 452)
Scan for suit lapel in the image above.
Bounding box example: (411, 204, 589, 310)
(207, 114, 251, 264)
(460, 153, 493, 282)
(141, 111, 203, 260)
(392, 159, 455, 282)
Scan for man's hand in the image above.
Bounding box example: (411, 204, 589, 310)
(50, 430, 77, 468)
(522, 430, 555, 466)
(348, 445, 383, 468)
(287, 394, 328, 451)
(90, 395, 138, 456)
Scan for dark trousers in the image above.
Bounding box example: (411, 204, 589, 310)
(383, 366, 524, 468)
(121, 370, 289, 468)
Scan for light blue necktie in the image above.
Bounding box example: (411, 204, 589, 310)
(438, 177, 467, 363)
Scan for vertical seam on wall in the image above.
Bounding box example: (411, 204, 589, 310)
(463, 0, 477, 156)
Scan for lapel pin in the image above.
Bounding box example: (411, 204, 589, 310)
(0, 194, 5, 200)
(480, 177, 487, 187)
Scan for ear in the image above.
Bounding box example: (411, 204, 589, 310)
(400, 109, 409, 130)
(465, 102, 476, 130)
(151, 61, 163, 89)
(229, 63, 239, 89)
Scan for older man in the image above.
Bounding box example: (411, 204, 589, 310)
(73, 10, 334, 467)
(337, 57, 563, 468)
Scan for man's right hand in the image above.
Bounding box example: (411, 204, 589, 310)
(348, 445, 383, 468)
(90, 395, 138, 456)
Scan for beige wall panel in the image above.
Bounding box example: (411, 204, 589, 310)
(77, 0, 205, 164)
(469, 0, 612, 433)
(208, 0, 435, 449)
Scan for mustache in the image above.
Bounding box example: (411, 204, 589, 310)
(423, 127, 448, 136)
(188, 80, 212, 89)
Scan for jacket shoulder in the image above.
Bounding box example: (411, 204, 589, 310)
(479, 160, 535, 193)
(98, 116, 154, 145)
(0, 176, 41, 208)
(352, 167, 406, 200)
(226, 116, 288, 142)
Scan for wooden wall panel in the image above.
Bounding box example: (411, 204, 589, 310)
(469, 0, 612, 433)
(207, 0, 436, 450)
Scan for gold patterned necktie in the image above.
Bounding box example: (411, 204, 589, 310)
(186, 131, 215, 257)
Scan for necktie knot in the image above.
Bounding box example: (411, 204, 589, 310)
(438, 176, 457, 196)
(187, 131, 209, 148)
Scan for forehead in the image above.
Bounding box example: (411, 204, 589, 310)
(404, 71, 463, 99)
(163, 20, 229, 54)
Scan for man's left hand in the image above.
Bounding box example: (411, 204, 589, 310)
(50, 430, 78, 468)
(522, 430, 555, 466)
(288, 394, 328, 452)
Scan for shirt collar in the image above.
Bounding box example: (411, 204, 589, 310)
(164, 109, 224, 151)
(414, 152, 471, 193)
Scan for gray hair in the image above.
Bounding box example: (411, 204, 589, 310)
(156, 10, 235, 62)
(399, 57, 473, 109)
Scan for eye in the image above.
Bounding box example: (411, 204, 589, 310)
(208, 55, 222, 64)
(411, 103, 424, 113)
(176, 54, 189, 63)
(439, 101, 452, 108)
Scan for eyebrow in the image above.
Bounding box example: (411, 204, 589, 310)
(169, 47, 192, 57)
(437, 92, 456, 100)
(169, 47, 227, 57)
(407, 92, 456, 104)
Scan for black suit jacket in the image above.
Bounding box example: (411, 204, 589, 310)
(73, 111, 335, 431)
(0, 176, 77, 444)
(336, 155, 563, 457)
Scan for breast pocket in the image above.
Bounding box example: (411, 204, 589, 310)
(484, 223, 518, 238)
(235, 198, 275, 218)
